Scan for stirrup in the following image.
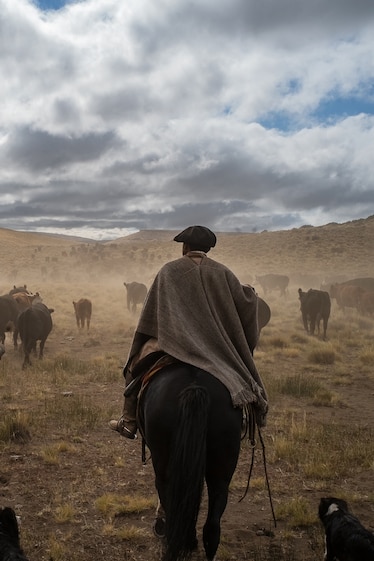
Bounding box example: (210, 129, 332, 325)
(109, 418, 137, 440)
(120, 425, 137, 440)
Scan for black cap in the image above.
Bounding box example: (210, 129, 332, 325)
(173, 225, 216, 248)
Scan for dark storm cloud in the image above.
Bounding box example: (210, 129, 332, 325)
(130, 0, 374, 56)
(4, 127, 122, 171)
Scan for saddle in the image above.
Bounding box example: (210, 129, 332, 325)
(124, 351, 177, 398)
(125, 351, 179, 462)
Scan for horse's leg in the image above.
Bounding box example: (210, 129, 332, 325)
(203, 409, 242, 561)
(152, 456, 198, 550)
(153, 496, 166, 539)
(150, 447, 169, 541)
(203, 478, 231, 561)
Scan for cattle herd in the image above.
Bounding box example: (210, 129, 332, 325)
(0, 274, 373, 368)
(0, 280, 147, 368)
(254, 273, 374, 341)
(0, 285, 93, 369)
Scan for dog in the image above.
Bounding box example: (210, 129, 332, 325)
(0, 507, 29, 561)
(318, 497, 374, 561)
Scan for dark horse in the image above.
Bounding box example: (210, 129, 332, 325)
(138, 361, 244, 561)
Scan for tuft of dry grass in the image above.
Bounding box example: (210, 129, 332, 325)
(0, 411, 32, 444)
(102, 524, 151, 540)
(277, 374, 323, 398)
(359, 348, 374, 365)
(308, 347, 335, 365)
(54, 503, 77, 523)
(275, 496, 317, 528)
(40, 441, 77, 464)
(270, 413, 374, 480)
(95, 493, 157, 519)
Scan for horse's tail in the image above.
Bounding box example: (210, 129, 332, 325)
(164, 384, 209, 561)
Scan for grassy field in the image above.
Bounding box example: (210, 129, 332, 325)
(1, 218, 374, 560)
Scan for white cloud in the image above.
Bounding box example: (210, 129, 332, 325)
(0, 0, 374, 239)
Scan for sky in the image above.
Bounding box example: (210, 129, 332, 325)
(1, 1, 374, 241)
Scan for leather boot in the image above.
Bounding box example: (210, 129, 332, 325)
(109, 392, 138, 439)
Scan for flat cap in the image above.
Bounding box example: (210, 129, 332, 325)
(173, 225, 216, 248)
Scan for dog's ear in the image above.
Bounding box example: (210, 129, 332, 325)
(318, 497, 331, 519)
(319, 497, 350, 520)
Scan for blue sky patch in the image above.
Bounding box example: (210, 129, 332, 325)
(258, 112, 297, 133)
(35, 0, 70, 10)
(312, 95, 374, 122)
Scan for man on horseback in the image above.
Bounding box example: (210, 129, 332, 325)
(109, 225, 268, 439)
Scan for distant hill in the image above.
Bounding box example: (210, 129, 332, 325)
(1, 216, 374, 289)
(0, 227, 95, 246)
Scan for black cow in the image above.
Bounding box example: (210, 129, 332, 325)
(124, 282, 147, 313)
(73, 298, 92, 330)
(255, 274, 289, 297)
(298, 288, 331, 340)
(0, 294, 20, 347)
(257, 297, 271, 333)
(242, 285, 271, 336)
(330, 277, 374, 294)
(18, 302, 54, 369)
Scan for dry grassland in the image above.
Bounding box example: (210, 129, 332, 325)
(1, 217, 374, 561)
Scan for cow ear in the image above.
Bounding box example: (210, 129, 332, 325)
(49, 308, 55, 314)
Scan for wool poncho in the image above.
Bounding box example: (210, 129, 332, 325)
(124, 253, 268, 427)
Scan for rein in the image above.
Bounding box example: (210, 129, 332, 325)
(239, 406, 277, 529)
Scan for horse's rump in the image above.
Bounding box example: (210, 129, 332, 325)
(139, 363, 243, 561)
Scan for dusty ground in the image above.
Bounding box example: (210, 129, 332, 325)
(1, 222, 374, 560)
(1, 294, 374, 561)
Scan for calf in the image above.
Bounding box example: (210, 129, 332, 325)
(73, 298, 92, 330)
(18, 302, 54, 369)
(298, 288, 331, 340)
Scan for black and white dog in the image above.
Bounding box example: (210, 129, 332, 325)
(0, 507, 29, 561)
(319, 497, 374, 561)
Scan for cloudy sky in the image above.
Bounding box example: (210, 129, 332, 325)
(1, 0, 374, 240)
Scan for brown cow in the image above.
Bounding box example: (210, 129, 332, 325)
(73, 298, 92, 330)
(9, 284, 29, 295)
(330, 283, 363, 312)
(12, 292, 42, 311)
(358, 290, 374, 317)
